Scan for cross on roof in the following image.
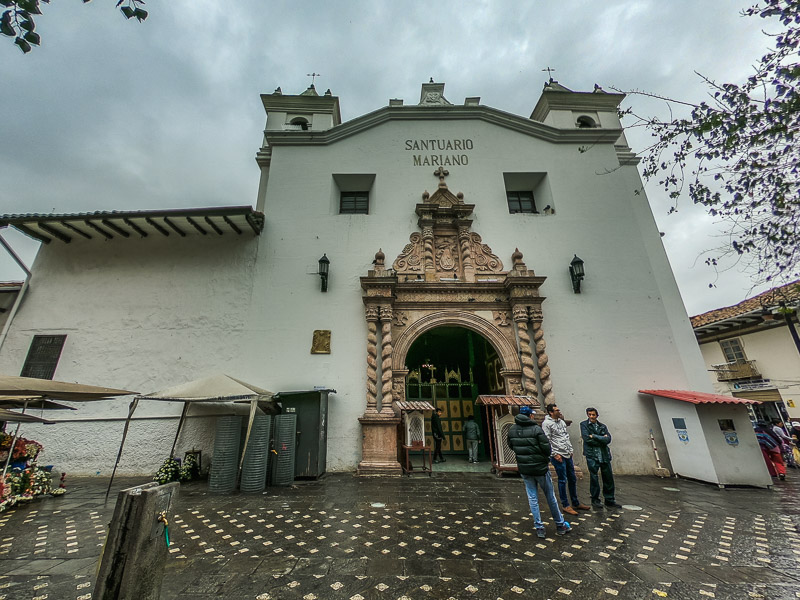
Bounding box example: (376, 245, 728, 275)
(307, 72, 321, 85)
(542, 66, 556, 82)
(433, 166, 449, 186)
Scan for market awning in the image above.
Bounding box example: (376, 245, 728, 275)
(0, 396, 76, 410)
(137, 374, 274, 402)
(0, 376, 135, 401)
(0, 205, 264, 245)
(0, 408, 54, 424)
(108, 374, 276, 498)
(638, 389, 762, 405)
(476, 395, 539, 407)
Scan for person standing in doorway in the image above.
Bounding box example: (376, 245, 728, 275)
(580, 407, 622, 509)
(431, 407, 445, 463)
(542, 403, 591, 516)
(508, 405, 572, 538)
(463, 415, 481, 463)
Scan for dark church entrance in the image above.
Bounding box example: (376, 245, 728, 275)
(405, 327, 501, 468)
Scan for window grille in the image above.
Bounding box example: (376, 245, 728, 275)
(20, 335, 66, 380)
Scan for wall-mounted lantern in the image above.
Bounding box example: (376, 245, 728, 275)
(318, 254, 330, 292)
(569, 254, 585, 293)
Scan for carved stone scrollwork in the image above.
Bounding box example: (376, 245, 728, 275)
(392, 232, 424, 273)
(379, 306, 394, 415)
(529, 307, 544, 322)
(507, 377, 524, 396)
(392, 376, 406, 403)
(392, 310, 408, 327)
(364, 306, 380, 414)
(435, 237, 458, 272)
(512, 307, 539, 399)
(493, 311, 510, 327)
(469, 233, 503, 272)
(533, 322, 555, 404)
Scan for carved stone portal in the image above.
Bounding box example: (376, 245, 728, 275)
(358, 170, 551, 475)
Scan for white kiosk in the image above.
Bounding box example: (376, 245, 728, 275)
(640, 389, 772, 488)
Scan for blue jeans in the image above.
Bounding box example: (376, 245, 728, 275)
(520, 473, 565, 529)
(550, 455, 580, 508)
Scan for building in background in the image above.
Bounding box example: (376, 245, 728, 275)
(0, 81, 712, 476)
(691, 281, 800, 422)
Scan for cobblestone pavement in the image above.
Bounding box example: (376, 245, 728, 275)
(0, 472, 799, 599)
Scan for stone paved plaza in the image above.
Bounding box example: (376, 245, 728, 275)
(0, 471, 798, 599)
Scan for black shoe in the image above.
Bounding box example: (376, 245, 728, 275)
(591, 501, 604, 509)
(440, 458, 446, 463)
(605, 501, 623, 509)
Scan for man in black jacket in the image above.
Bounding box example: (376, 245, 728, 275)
(508, 405, 572, 537)
(580, 407, 622, 508)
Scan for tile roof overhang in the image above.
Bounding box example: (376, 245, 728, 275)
(395, 400, 436, 412)
(639, 389, 761, 405)
(690, 280, 800, 339)
(0, 206, 264, 245)
(475, 395, 539, 407)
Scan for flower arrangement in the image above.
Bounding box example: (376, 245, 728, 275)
(153, 457, 181, 485)
(179, 453, 199, 482)
(0, 433, 64, 512)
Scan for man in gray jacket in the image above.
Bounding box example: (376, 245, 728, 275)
(463, 415, 481, 463)
(542, 404, 591, 516)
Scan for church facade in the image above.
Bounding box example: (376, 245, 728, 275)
(0, 81, 711, 476)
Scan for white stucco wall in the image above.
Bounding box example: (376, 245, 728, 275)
(697, 326, 800, 419)
(0, 97, 710, 476)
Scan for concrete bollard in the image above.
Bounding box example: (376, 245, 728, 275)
(95, 481, 179, 600)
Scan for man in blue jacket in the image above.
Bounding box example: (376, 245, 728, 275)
(508, 405, 572, 537)
(580, 407, 622, 509)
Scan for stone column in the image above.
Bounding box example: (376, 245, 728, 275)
(379, 306, 394, 416)
(457, 224, 475, 282)
(513, 306, 539, 400)
(364, 305, 380, 414)
(532, 313, 555, 405)
(422, 224, 435, 281)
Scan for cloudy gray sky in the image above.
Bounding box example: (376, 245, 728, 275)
(0, 0, 780, 315)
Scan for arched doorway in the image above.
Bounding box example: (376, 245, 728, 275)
(357, 170, 553, 475)
(405, 327, 502, 465)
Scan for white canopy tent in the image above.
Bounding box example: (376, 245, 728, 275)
(107, 374, 275, 497)
(0, 375, 136, 481)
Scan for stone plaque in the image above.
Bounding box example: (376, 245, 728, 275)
(311, 330, 331, 354)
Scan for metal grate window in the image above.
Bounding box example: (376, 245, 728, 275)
(339, 192, 369, 214)
(20, 335, 66, 380)
(506, 191, 537, 214)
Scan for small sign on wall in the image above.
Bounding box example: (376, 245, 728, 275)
(311, 330, 331, 354)
(676, 429, 690, 444)
(718, 419, 739, 446)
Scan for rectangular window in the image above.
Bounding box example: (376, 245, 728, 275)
(506, 191, 537, 214)
(340, 192, 369, 214)
(720, 338, 746, 363)
(20, 335, 66, 380)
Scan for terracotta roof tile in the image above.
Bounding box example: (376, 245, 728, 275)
(690, 280, 800, 327)
(639, 389, 761, 405)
